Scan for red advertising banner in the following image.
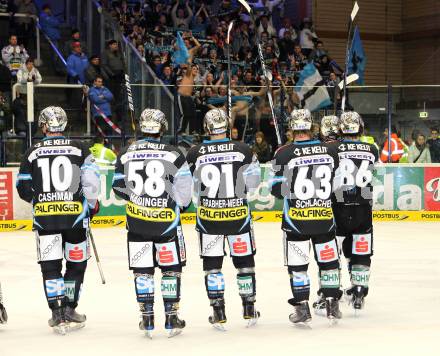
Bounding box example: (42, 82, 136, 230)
(0, 171, 13, 220)
(424, 167, 440, 211)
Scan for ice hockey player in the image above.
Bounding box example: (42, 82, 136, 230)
(186, 108, 261, 330)
(0, 282, 7, 324)
(16, 106, 100, 334)
(112, 109, 192, 338)
(269, 109, 342, 326)
(332, 111, 378, 311)
(320, 115, 340, 143)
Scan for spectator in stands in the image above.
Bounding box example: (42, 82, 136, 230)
(278, 17, 297, 42)
(299, 18, 317, 58)
(278, 29, 295, 62)
(64, 29, 87, 58)
(11, 93, 27, 136)
(16, 58, 42, 94)
(252, 131, 272, 163)
(427, 128, 440, 163)
(88, 75, 114, 136)
(101, 39, 125, 104)
(85, 55, 109, 86)
(160, 65, 174, 86)
(66, 42, 89, 84)
(14, 0, 38, 48)
(0, 91, 11, 133)
(0, 60, 12, 103)
(408, 133, 431, 163)
(258, 15, 276, 38)
(39, 4, 60, 43)
(315, 54, 331, 79)
(231, 127, 240, 141)
(292, 44, 306, 70)
(0, 0, 13, 46)
(1, 34, 29, 77)
(311, 40, 327, 61)
(171, 1, 193, 29)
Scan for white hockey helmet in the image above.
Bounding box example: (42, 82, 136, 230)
(320, 115, 340, 138)
(38, 106, 68, 133)
(340, 111, 364, 135)
(204, 109, 229, 135)
(288, 109, 312, 131)
(139, 108, 168, 135)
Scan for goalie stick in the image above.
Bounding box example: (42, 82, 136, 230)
(238, 0, 282, 146)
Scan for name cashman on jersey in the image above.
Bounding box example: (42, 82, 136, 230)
(34, 201, 83, 216)
(38, 192, 74, 202)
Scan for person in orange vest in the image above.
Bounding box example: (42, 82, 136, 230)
(380, 126, 407, 163)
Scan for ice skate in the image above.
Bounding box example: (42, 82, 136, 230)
(164, 303, 185, 338)
(243, 301, 260, 328)
(346, 286, 367, 315)
(325, 297, 342, 325)
(312, 292, 326, 317)
(209, 299, 227, 331)
(139, 304, 154, 339)
(289, 301, 312, 328)
(63, 306, 86, 333)
(0, 303, 7, 324)
(49, 308, 67, 335)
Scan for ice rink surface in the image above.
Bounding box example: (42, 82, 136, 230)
(0, 222, 439, 356)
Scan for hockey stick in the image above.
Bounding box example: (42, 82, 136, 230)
(238, 0, 282, 146)
(88, 228, 106, 284)
(120, 36, 137, 140)
(226, 21, 234, 123)
(341, 1, 359, 112)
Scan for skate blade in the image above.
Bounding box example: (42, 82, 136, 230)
(64, 322, 85, 333)
(313, 307, 326, 317)
(328, 317, 339, 326)
(144, 330, 153, 339)
(211, 322, 227, 332)
(245, 311, 260, 328)
(52, 323, 68, 335)
(167, 329, 182, 338)
(293, 321, 312, 330)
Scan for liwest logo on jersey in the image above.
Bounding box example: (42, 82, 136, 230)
(198, 206, 248, 221)
(34, 201, 82, 216)
(126, 202, 176, 222)
(45, 278, 65, 298)
(288, 207, 333, 220)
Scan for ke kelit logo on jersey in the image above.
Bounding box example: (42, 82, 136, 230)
(198, 206, 248, 221)
(315, 240, 338, 263)
(237, 276, 253, 296)
(64, 280, 76, 302)
(45, 278, 65, 298)
(0, 172, 13, 220)
(156, 242, 178, 266)
(207, 273, 225, 291)
(126, 202, 176, 222)
(136, 275, 154, 295)
(288, 207, 333, 220)
(353, 234, 372, 255)
(34, 201, 82, 216)
(161, 276, 178, 298)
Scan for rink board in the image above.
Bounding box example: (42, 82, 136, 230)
(1, 163, 439, 232)
(0, 210, 439, 232)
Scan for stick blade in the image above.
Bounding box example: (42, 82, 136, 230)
(338, 73, 359, 90)
(238, 0, 252, 14)
(351, 2, 359, 21)
(227, 21, 234, 44)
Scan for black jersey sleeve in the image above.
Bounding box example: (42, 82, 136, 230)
(269, 147, 288, 200)
(112, 146, 130, 201)
(16, 147, 33, 203)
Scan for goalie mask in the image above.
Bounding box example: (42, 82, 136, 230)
(320, 115, 340, 138)
(289, 109, 312, 131)
(38, 106, 68, 133)
(204, 109, 229, 135)
(139, 109, 168, 135)
(340, 111, 364, 135)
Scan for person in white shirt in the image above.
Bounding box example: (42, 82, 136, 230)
(1, 34, 29, 76)
(278, 17, 298, 42)
(16, 58, 42, 94)
(300, 19, 318, 57)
